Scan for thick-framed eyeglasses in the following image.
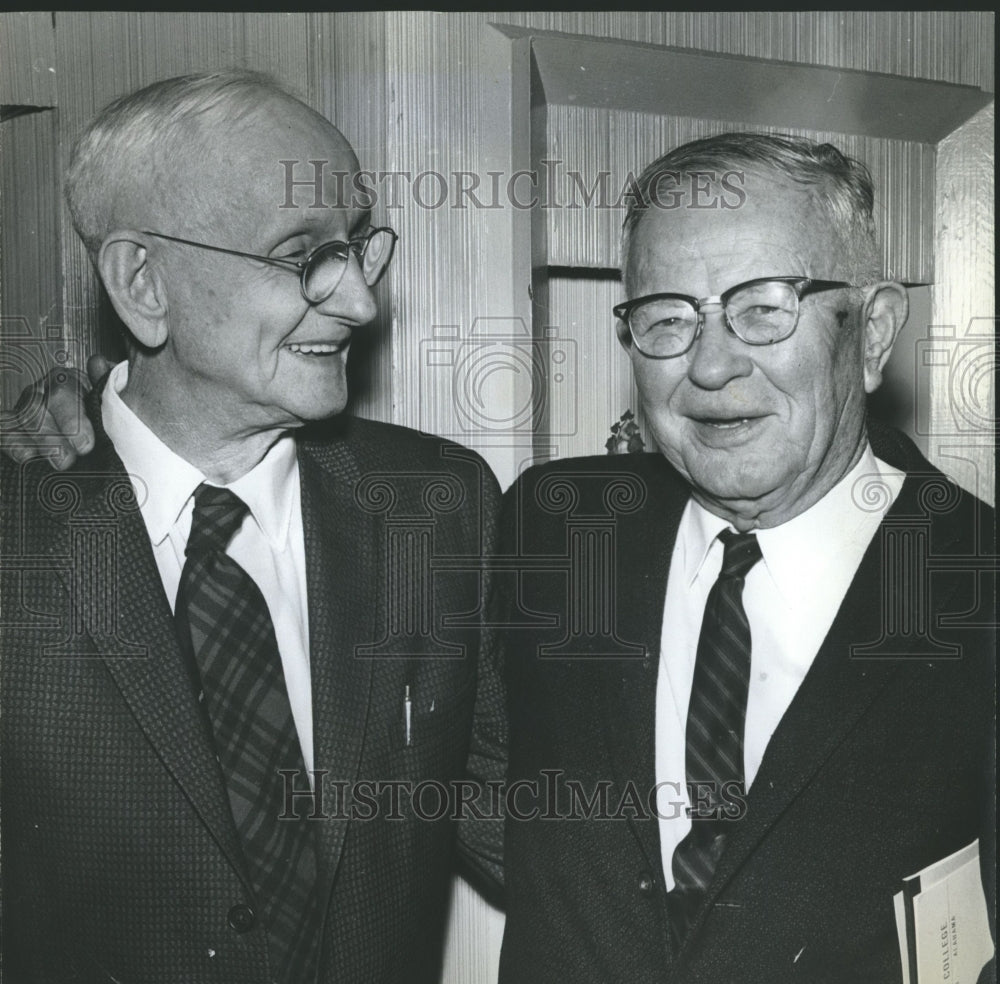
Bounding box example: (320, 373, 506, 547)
(613, 276, 859, 359)
(141, 226, 398, 305)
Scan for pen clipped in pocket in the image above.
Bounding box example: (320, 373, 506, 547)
(390, 677, 475, 750)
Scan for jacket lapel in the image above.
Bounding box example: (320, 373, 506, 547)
(599, 458, 689, 887)
(693, 474, 940, 929)
(299, 442, 378, 891)
(48, 395, 250, 883)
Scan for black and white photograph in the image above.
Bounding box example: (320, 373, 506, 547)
(0, 11, 995, 984)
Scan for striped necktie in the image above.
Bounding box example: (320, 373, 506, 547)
(175, 483, 322, 983)
(669, 528, 762, 944)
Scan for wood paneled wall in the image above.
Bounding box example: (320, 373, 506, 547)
(0, 110, 65, 414)
(930, 103, 995, 503)
(0, 11, 57, 106)
(3, 12, 991, 475)
(544, 106, 937, 280)
(491, 11, 993, 90)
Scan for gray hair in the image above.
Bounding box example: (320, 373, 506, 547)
(65, 68, 306, 258)
(620, 132, 880, 287)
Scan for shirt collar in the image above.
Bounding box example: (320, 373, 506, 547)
(682, 446, 904, 597)
(682, 500, 731, 588)
(101, 361, 297, 549)
(755, 448, 903, 606)
(227, 437, 297, 550)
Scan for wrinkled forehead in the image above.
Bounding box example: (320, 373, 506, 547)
(625, 170, 844, 293)
(151, 96, 363, 238)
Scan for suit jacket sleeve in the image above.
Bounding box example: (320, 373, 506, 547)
(454, 465, 507, 900)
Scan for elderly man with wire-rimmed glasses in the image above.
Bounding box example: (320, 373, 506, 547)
(1, 69, 505, 984)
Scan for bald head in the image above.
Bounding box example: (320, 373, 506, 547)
(65, 69, 356, 258)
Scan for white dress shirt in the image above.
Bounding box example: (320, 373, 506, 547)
(102, 361, 314, 775)
(654, 447, 904, 890)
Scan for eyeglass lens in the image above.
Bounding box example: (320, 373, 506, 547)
(301, 229, 396, 302)
(631, 280, 800, 355)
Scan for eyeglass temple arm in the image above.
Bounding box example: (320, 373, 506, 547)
(140, 231, 305, 271)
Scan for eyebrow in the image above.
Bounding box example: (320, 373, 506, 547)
(348, 210, 373, 236)
(269, 213, 372, 248)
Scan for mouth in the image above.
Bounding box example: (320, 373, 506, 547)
(284, 340, 349, 357)
(690, 412, 765, 427)
(695, 416, 753, 429)
(687, 413, 769, 443)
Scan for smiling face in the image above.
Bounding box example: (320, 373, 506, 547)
(126, 94, 376, 450)
(623, 170, 882, 529)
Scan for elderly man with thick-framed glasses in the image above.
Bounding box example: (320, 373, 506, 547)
(0, 70, 505, 984)
(496, 133, 995, 983)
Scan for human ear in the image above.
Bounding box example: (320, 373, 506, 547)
(860, 282, 909, 393)
(615, 316, 633, 353)
(97, 234, 168, 349)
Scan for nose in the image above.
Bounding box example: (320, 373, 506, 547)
(313, 251, 378, 325)
(684, 306, 754, 390)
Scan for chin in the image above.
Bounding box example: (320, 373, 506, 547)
(272, 393, 347, 425)
(688, 463, 785, 505)
(300, 399, 349, 422)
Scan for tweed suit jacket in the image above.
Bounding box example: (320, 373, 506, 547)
(1, 397, 506, 984)
(496, 425, 995, 984)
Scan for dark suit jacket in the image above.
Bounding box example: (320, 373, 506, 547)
(1, 401, 506, 984)
(496, 426, 995, 983)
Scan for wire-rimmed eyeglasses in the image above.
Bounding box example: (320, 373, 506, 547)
(141, 226, 398, 305)
(612, 277, 860, 359)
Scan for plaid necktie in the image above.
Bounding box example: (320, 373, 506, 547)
(669, 529, 762, 944)
(175, 483, 322, 983)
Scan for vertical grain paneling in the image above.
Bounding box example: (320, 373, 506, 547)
(381, 12, 536, 457)
(0, 111, 65, 412)
(440, 877, 504, 984)
(0, 11, 57, 106)
(306, 12, 391, 422)
(544, 104, 935, 283)
(383, 12, 478, 436)
(930, 103, 994, 504)
(488, 11, 993, 92)
(545, 273, 640, 461)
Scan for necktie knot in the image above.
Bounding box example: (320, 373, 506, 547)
(186, 484, 249, 557)
(718, 529, 762, 580)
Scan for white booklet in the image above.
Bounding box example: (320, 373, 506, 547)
(893, 839, 994, 984)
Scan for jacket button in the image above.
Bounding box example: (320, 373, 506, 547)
(227, 903, 256, 932)
(638, 873, 655, 895)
